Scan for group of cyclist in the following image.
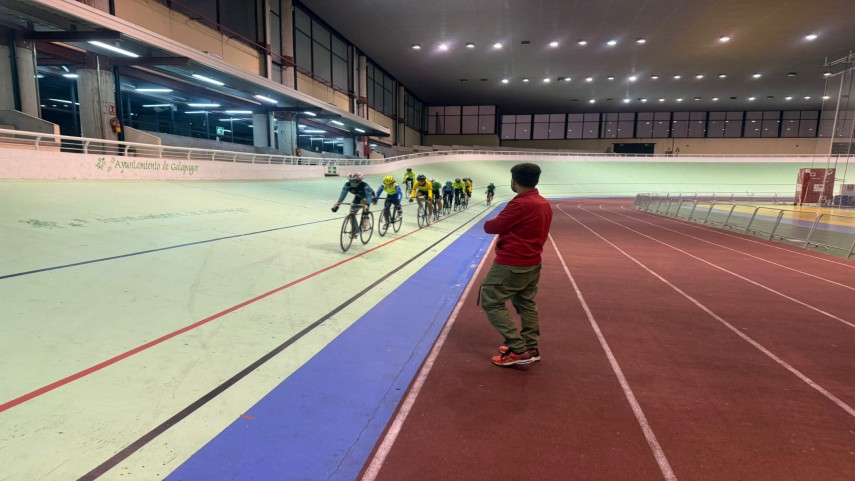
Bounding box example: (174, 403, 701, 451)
(331, 168, 495, 236)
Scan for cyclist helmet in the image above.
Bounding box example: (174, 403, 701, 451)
(383, 175, 395, 185)
(347, 171, 364, 182)
(417, 174, 426, 181)
(429, 178, 435, 182)
(406, 168, 412, 172)
(455, 177, 461, 183)
(446, 181, 452, 186)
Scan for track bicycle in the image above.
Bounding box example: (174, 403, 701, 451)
(414, 194, 432, 228)
(376, 197, 403, 236)
(443, 194, 453, 215)
(486, 191, 494, 206)
(338, 202, 373, 252)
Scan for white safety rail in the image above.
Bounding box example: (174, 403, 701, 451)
(633, 193, 855, 259)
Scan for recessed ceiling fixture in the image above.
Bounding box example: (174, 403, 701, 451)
(521, 40, 531, 45)
(650, 75, 659, 80)
(804, 96, 811, 99)
(767, 96, 774, 99)
(136, 88, 173, 93)
(823, 95, 831, 100)
(752, 73, 762, 78)
(88, 41, 139, 58)
(480, 78, 488, 82)
(607, 40, 617, 46)
(254, 94, 277, 103)
(640, 98, 648, 102)
(673, 75, 682, 79)
(578, 40, 588, 46)
(438, 43, 449, 51)
(712, 97, 720, 101)
(719, 36, 731, 42)
(225, 110, 253, 114)
(748, 97, 756, 101)
(824, 71, 832, 77)
(718, 74, 727, 78)
(730, 96, 737, 100)
(658, 98, 665, 102)
(522, 78, 530, 82)
(501, 78, 509, 84)
(785, 96, 793, 100)
(607, 76, 615, 81)
(585, 77, 593, 82)
(460, 78, 468, 82)
(493, 42, 503, 49)
(187, 103, 220, 107)
(549, 41, 559, 48)
(411, 44, 421, 50)
(636, 38, 646, 44)
(623, 98, 631, 103)
(694, 97, 701, 101)
(465, 43, 475, 48)
(676, 98, 684, 102)
(589, 99, 596, 103)
(355, 128, 365, 133)
(543, 78, 551, 83)
(805, 34, 818, 41)
(695, 74, 704, 79)
(629, 76, 637, 82)
(331, 120, 344, 126)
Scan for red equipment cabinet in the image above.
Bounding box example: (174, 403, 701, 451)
(795, 168, 836, 205)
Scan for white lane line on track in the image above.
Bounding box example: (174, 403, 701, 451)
(600, 205, 855, 293)
(619, 204, 855, 270)
(549, 234, 678, 481)
(360, 238, 495, 481)
(575, 204, 855, 330)
(556, 203, 855, 420)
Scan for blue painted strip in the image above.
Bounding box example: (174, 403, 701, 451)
(166, 215, 496, 481)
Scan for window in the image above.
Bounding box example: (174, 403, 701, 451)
(367, 62, 395, 116)
(601, 113, 634, 138)
(461, 106, 496, 134)
(671, 112, 689, 137)
(687, 112, 706, 137)
(501, 115, 532, 140)
(159, 0, 259, 46)
(405, 91, 424, 132)
(636, 113, 654, 137)
(782, 111, 819, 138)
(532, 114, 565, 139)
(745, 111, 779, 137)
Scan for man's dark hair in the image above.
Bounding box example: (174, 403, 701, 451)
(511, 163, 541, 188)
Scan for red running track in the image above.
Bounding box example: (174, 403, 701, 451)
(360, 199, 855, 481)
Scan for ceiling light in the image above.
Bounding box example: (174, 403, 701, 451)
(607, 40, 617, 46)
(549, 41, 559, 48)
(589, 99, 596, 104)
(142, 104, 172, 108)
(823, 95, 831, 100)
(719, 36, 731, 43)
(694, 97, 701, 101)
(767, 96, 775, 99)
(748, 97, 756, 101)
(623, 98, 630, 103)
(658, 98, 665, 102)
(607, 76, 615, 81)
(673, 75, 682, 80)
(650, 75, 659, 80)
(225, 110, 253, 114)
(805, 34, 818, 41)
(543, 78, 550, 83)
(61, 65, 70, 72)
(192, 74, 225, 86)
(331, 120, 344, 126)
(355, 128, 365, 133)
(303, 129, 326, 134)
(493, 42, 502, 49)
(438, 43, 448, 51)
(88, 41, 139, 58)
(752, 73, 762, 79)
(187, 103, 220, 107)
(578, 40, 588, 46)
(629, 76, 637, 82)
(303, 111, 317, 116)
(522, 78, 530, 82)
(254, 94, 277, 103)
(62, 73, 78, 78)
(804, 96, 811, 100)
(823, 71, 832, 77)
(636, 38, 646, 44)
(585, 77, 593, 82)
(787, 72, 798, 77)
(718, 74, 727, 78)
(135, 88, 173, 93)
(785, 96, 793, 100)
(184, 111, 209, 114)
(48, 98, 73, 104)
(712, 97, 719, 101)
(640, 98, 648, 102)
(466, 42, 475, 48)
(411, 44, 421, 50)
(676, 98, 684, 102)
(695, 74, 704, 79)
(501, 78, 509, 84)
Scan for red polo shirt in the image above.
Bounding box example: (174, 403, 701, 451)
(483, 188, 553, 266)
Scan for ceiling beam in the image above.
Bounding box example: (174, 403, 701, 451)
(34, 41, 86, 63)
(23, 29, 120, 42)
(112, 57, 190, 67)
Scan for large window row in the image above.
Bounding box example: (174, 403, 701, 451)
(294, 6, 349, 91)
(366, 62, 395, 116)
(155, 0, 260, 45)
(427, 106, 496, 135)
(501, 111, 823, 140)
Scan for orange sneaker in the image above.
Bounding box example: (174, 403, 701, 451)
(491, 349, 534, 366)
(499, 345, 540, 361)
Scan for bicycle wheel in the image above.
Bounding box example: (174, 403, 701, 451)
(378, 207, 389, 237)
(360, 211, 374, 244)
(424, 206, 432, 226)
(392, 206, 403, 232)
(340, 214, 354, 252)
(417, 205, 425, 228)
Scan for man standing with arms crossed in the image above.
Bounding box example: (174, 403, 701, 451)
(481, 163, 553, 367)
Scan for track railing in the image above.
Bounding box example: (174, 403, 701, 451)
(633, 193, 855, 259)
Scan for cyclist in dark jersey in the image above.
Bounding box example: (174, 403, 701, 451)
(332, 171, 375, 236)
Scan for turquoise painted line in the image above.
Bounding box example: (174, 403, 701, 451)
(166, 213, 498, 481)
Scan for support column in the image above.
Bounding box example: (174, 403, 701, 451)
(0, 43, 15, 111)
(275, 118, 297, 155)
(342, 137, 354, 156)
(0, 33, 40, 116)
(253, 113, 271, 148)
(357, 54, 367, 118)
(280, 0, 295, 89)
(76, 62, 118, 141)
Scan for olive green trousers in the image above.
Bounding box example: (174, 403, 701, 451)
(480, 262, 542, 353)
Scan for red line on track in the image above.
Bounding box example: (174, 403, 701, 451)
(0, 212, 469, 413)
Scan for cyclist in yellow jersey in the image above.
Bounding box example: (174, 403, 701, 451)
(409, 173, 434, 217)
(403, 168, 416, 193)
(452, 177, 466, 208)
(464, 178, 473, 200)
